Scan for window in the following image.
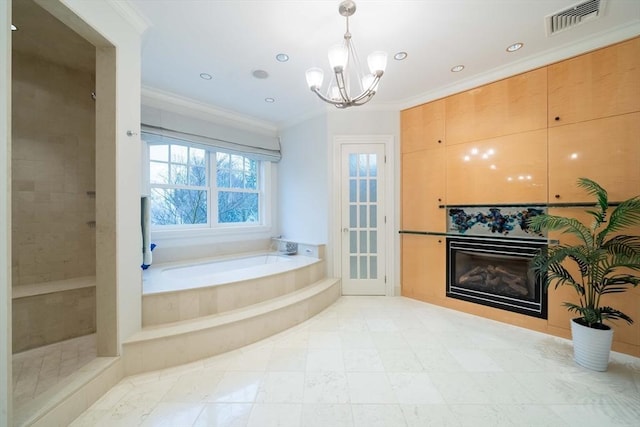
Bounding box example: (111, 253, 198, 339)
(146, 135, 264, 228)
(216, 152, 259, 223)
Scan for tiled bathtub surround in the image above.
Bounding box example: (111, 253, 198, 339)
(11, 50, 96, 287)
(71, 296, 640, 427)
(142, 254, 324, 326)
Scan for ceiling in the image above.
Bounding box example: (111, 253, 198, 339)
(12, 0, 640, 128)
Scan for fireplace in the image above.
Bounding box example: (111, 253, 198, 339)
(446, 237, 547, 319)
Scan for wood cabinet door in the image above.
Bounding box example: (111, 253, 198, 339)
(445, 68, 547, 145)
(401, 234, 445, 302)
(548, 112, 640, 203)
(548, 37, 640, 127)
(446, 129, 548, 205)
(402, 147, 445, 232)
(401, 99, 445, 153)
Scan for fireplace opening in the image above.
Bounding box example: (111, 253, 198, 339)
(447, 237, 547, 319)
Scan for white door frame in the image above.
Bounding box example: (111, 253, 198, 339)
(331, 135, 395, 296)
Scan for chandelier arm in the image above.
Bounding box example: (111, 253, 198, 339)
(335, 70, 350, 103)
(349, 72, 383, 103)
(310, 86, 348, 107)
(349, 92, 375, 106)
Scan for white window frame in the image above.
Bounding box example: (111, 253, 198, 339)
(144, 138, 273, 241)
(149, 143, 210, 229)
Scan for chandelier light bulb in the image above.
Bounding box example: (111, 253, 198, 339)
(367, 51, 388, 74)
(305, 67, 324, 89)
(328, 43, 349, 71)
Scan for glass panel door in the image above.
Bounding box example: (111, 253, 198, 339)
(341, 144, 386, 295)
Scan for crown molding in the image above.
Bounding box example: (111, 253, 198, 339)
(105, 0, 151, 35)
(398, 21, 640, 111)
(142, 86, 279, 136)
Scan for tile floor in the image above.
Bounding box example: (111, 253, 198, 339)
(71, 297, 640, 426)
(12, 333, 97, 408)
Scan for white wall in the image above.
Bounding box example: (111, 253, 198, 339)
(327, 109, 400, 136)
(278, 114, 329, 245)
(327, 109, 401, 291)
(1, 1, 13, 422)
(278, 108, 401, 287)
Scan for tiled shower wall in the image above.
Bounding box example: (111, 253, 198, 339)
(11, 51, 96, 287)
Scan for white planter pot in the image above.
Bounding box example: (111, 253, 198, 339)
(570, 318, 614, 371)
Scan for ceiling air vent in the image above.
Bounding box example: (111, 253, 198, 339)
(546, 0, 605, 36)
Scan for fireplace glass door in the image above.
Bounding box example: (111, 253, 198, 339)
(447, 237, 547, 318)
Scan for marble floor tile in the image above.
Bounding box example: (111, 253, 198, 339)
(266, 347, 307, 372)
(208, 371, 263, 403)
(303, 371, 350, 404)
(247, 403, 302, 427)
(301, 403, 354, 427)
(192, 403, 251, 427)
(387, 372, 445, 404)
(11, 334, 96, 406)
(351, 404, 407, 427)
(306, 348, 345, 371)
(255, 372, 305, 403)
(343, 348, 385, 372)
(63, 296, 640, 427)
(346, 372, 396, 404)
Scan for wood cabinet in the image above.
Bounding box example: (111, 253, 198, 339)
(445, 68, 547, 145)
(401, 234, 445, 301)
(399, 36, 640, 357)
(401, 99, 445, 153)
(548, 37, 640, 127)
(548, 112, 640, 203)
(446, 129, 548, 205)
(401, 147, 445, 232)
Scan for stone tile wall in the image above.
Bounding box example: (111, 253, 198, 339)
(12, 287, 96, 353)
(11, 51, 96, 286)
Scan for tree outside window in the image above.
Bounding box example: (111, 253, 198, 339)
(147, 138, 261, 227)
(216, 153, 259, 223)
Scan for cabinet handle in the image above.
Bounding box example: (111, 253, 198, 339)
(555, 194, 560, 199)
(438, 239, 442, 243)
(554, 116, 560, 121)
(437, 139, 442, 144)
(438, 198, 442, 202)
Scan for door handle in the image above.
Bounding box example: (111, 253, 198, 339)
(343, 228, 349, 233)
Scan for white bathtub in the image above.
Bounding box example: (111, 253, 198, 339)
(141, 251, 325, 326)
(143, 252, 318, 295)
(162, 254, 291, 281)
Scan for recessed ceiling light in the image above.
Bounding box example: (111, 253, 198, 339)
(252, 69, 269, 79)
(451, 65, 465, 72)
(275, 53, 289, 62)
(11, 24, 18, 31)
(199, 73, 212, 80)
(506, 42, 524, 52)
(393, 52, 408, 61)
(265, 98, 275, 103)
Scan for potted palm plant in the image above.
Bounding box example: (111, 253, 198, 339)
(528, 178, 640, 371)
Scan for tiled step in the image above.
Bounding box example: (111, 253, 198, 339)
(122, 277, 341, 375)
(142, 257, 326, 326)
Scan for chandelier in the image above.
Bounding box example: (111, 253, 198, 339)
(305, 0, 387, 108)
